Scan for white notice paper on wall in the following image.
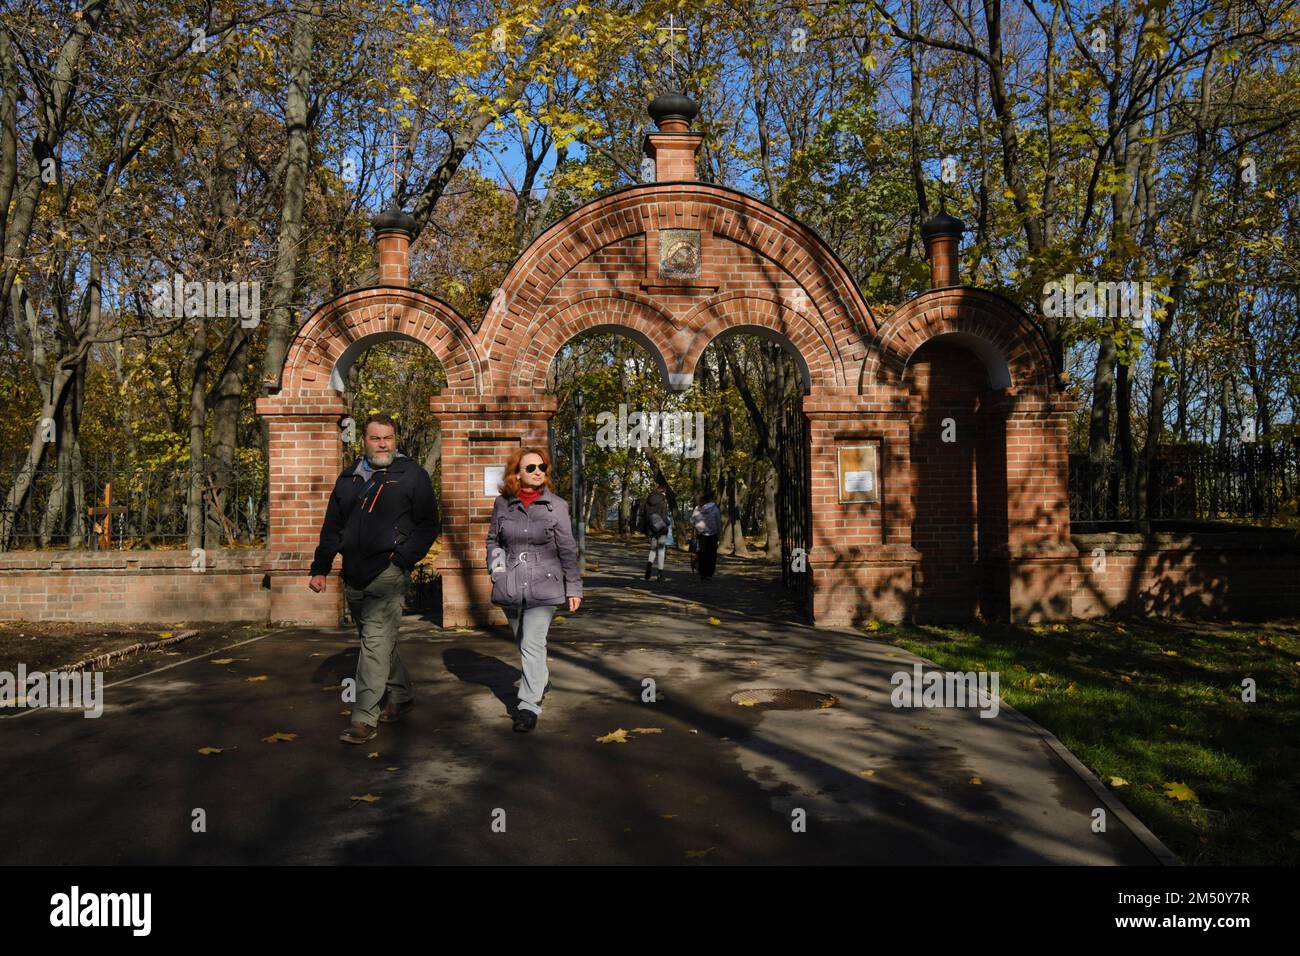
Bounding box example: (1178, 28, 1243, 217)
(844, 470, 874, 493)
(484, 466, 504, 497)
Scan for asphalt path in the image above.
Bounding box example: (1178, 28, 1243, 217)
(0, 535, 1168, 864)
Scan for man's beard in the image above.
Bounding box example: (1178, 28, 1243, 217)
(367, 450, 395, 468)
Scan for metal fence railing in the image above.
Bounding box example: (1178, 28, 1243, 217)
(0, 455, 268, 551)
(1069, 441, 1300, 525)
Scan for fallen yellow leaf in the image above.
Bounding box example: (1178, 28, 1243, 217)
(597, 729, 630, 744)
(367, 752, 380, 759)
(1163, 781, 1198, 802)
(261, 732, 298, 743)
(350, 794, 382, 803)
(245, 675, 269, 683)
(1109, 776, 1129, 788)
(630, 727, 662, 734)
(209, 658, 235, 665)
(197, 747, 223, 755)
(969, 776, 983, 785)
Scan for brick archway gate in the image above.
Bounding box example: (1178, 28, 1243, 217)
(262, 93, 1071, 629)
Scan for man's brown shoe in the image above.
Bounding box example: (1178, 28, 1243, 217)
(380, 699, 413, 723)
(339, 721, 378, 744)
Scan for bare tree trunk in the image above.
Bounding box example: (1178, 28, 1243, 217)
(260, 1, 322, 391)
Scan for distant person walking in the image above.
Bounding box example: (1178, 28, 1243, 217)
(691, 490, 721, 580)
(641, 479, 672, 582)
(486, 447, 582, 733)
(309, 413, 440, 745)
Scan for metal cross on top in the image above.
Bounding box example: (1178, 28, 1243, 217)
(657, 13, 686, 79)
(384, 125, 403, 203)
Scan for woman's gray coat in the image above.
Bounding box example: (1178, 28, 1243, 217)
(485, 489, 583, 607)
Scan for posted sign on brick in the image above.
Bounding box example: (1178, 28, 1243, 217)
(837, 444, 879, 503)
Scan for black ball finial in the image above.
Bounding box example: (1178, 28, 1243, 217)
(648, 91, 699, 128)
(371, 203, 416, 237)
(920, 208, 965, 241)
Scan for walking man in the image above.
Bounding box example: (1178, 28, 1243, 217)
(309, 413, 440, 744)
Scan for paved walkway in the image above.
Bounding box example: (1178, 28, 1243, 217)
(0, 534, 1167, 864)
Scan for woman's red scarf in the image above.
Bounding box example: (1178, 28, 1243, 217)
(518, 487, 542, 509)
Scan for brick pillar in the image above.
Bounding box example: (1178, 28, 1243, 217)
(805, 389, 918, 626)
(920, 209, 964, 288)
(644, 91, 704, 182)
(255, 394, 348, 626)
(1003, 393, 1077, 622)
(372, 206, 415, 287)
(430, 392, 558, 627)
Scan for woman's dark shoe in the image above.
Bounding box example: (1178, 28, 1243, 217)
(657, 569, 665, 581)
(645, 561, 653, 580)
(512, 709, 538, 733)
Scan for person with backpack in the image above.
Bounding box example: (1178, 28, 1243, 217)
(691, 490, 721, 580)
(641, 480, 672, 582)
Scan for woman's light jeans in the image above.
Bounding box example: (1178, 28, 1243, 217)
(647, 533, 668, 569)
(504, 603, 558, 714)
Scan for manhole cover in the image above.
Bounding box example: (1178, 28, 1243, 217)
(730, 688, 838, 710)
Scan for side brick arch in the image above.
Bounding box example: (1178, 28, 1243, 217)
(277, 287, 483, 398)
(864, 287, 1057, 393)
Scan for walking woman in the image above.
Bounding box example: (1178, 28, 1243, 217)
(642, 479, 672, 582)
(486, 447, 582, 732)
(691, 490, 721, 580)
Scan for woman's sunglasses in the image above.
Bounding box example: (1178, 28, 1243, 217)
(523, 462, 548, 473)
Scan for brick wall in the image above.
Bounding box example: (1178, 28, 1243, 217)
(1068, 531, 1300, 620)
(0, 550, 270, 623)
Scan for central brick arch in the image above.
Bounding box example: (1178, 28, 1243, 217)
(480, 182, 876, 395)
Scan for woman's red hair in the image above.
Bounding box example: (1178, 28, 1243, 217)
(501, 446, 555, 497)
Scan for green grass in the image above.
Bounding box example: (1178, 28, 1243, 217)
(872, 616, 1300, 865)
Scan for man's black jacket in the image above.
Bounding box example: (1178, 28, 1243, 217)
(310, 455, 440, 588)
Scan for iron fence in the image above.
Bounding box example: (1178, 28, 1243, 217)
(0, 454, 268, 550)
(1069, 441, 1300, 525)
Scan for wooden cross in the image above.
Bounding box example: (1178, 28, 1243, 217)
(657, 14, 686, 80)
(87, 482, 127, 550)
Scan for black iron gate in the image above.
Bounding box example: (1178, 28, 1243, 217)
(774, 395, 812, 617)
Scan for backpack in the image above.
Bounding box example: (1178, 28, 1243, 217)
(648, 510, 668, 535)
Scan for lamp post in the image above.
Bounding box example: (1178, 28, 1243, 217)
(572, 387, 586, 570)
